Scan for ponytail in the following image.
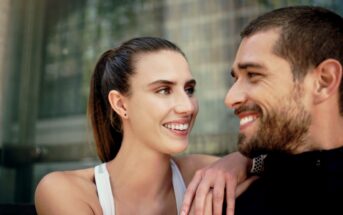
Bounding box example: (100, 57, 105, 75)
(88, 50, 122, 162)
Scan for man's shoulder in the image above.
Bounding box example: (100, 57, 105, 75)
(235, 174, 343, 215)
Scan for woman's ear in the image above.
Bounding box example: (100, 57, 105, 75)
(313, 59, 342, 104)
(108, 90, 128, 118)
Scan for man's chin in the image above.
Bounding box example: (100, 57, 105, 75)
(238, 146, 268, 158)
(237, 134, 268, 158)
(237, 135, 253, 158)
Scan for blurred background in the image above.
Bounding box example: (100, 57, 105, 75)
(0, 0, 342, 205)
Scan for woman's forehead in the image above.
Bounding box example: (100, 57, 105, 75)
(133, 50, 190, 76)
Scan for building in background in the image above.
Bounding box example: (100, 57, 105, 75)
(0, 0, 342, 204)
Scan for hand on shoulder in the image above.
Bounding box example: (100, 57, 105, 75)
(179, 152, 254, 215)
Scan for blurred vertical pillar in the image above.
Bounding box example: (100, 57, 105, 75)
(16, 0, 45, 202)
(3, 0, 46, 202)
(0, 0, 15, 203)
(0, 0, 8, 152)
(0, 0, 10, 149)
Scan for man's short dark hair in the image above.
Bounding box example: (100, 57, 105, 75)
(241, 6, 343, 114)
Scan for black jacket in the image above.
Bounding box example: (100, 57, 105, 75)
(235, 147, 343, 215)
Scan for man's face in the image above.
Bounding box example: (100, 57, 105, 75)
(225, 30, 311, 158)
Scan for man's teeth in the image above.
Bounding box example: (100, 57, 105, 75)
(164, 123, 189, 131)
(240, 116, 256, 126)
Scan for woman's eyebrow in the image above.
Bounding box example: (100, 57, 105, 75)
(148, 79, 196, 86)
(148, 80, 176, 86)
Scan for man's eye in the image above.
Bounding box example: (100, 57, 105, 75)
(157, 88, 171, 95)
(247, 72, 259, 78)
(232, 76, 238, 83)
(230, 73, 238, 83)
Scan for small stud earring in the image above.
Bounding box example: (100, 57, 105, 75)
(124, 113, 127, 117)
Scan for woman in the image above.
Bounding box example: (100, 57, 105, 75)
(35, 37, 251, 215)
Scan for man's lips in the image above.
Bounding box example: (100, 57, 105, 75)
(234, 104, 262, 116)
(238, 112, 259, 130)
(234, 104, 262, 130)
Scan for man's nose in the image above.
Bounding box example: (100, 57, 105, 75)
(224, 81, 247, 110)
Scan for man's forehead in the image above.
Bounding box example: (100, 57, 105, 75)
(232, 31, 283, 70)
(241, 30, 279, 51)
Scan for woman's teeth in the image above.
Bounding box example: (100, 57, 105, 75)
(164, 123, 189, 131)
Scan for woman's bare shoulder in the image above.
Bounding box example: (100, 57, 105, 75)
(35, 167, 102, 215)
(36, 168, 95, 192)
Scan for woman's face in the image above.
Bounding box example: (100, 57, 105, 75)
(124, 50, 198, 155)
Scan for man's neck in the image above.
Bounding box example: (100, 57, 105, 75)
(304, 108, 343, 152)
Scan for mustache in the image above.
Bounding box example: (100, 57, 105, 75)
(234, 104, 262, 115)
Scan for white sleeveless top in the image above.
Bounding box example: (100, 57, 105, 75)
(94, 160, 186, 215)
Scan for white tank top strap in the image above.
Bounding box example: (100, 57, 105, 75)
(95, 160, 186, 215)
(94, 163, 115, 215)
(170, 159, 187, 214)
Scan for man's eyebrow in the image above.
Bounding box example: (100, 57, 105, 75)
(237, 62, 265, 70)
(231, 62, 265, 77)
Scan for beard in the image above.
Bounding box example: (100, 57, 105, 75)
(237, 87, 311, 158)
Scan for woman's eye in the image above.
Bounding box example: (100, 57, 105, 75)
(185, 86, 195, 96)
(157, 88, 171, 95)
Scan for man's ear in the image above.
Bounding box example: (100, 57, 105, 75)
(313, 59, 342, 104)
(108, 90, 128, 118)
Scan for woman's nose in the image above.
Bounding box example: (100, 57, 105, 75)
(174, 92, 197, 115)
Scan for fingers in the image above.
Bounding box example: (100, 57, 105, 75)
(186, 170, 238, 215)
(225, 179, 236, 215)
(193, 170, 227, 215)
(181, 171, 203, 215)
(189, 190, 214, 215)
(181, 152, 253, 215)
(193, 172, 212, 214)
(204, 190, 213, 215)
(188, 198, 195, 215)
(212, 177, 225, 215)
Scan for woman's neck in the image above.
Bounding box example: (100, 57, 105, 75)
(106, 136, 174, 203)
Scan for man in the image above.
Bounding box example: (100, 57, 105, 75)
(181, 6, 343, 215)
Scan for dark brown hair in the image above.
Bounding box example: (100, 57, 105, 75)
(241, 6, 343, 114)
(88, 37, 186, 162)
